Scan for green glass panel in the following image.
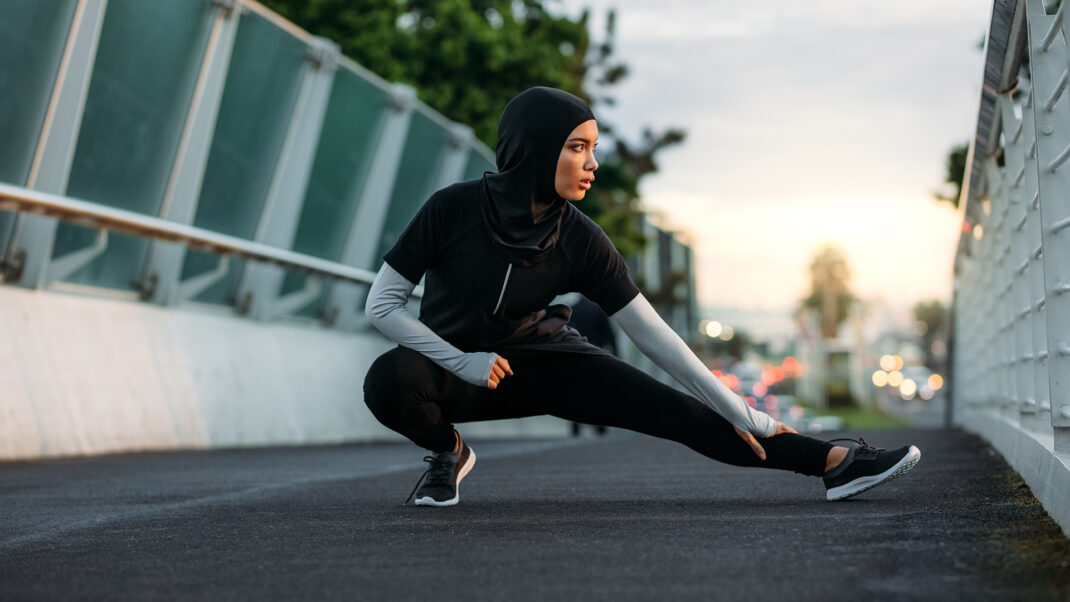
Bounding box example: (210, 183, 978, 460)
(182, 11, 307, 304)
(279, 68, 389, 316)
(0, 0, 77, 185)
(374, 110, 449, 269)
(53, 0, 215, 289)
(462, 148, 495, 182)
(0, 0, 78, 251)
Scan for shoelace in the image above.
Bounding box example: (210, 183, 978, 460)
(827, 436, 885, 452)
(403, 453, 455, 505)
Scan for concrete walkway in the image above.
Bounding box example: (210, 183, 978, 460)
(1, 428, 1067, 600)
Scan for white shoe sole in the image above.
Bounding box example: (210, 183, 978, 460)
(413, 447, 476, 507)
(826, 445, 921, 501)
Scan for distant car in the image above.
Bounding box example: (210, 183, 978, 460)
(900, 366, 934, 401)
(782, 405, 845, 434)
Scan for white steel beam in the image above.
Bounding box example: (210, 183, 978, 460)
(1026, 10, 1070, 451)
(6, 0, 108, 289)
(321, 83, 416, 331)
(137, 0, 241, 305)
(234, 36, 339, 320)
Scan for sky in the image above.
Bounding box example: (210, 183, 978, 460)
(556, 0, 990, 316)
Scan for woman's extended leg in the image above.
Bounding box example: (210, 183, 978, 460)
(365, 346, 833, 475)
(492, 353, 834, 476)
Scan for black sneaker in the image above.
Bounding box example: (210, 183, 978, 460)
(407, 437, 476, 507)
(823, 437, 921, 501)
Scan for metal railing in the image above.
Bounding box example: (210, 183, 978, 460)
(0, 0, 477, 325)
(955, 0, 1070, 450)
(955, 0, 1070, 532)
(0, 180, 391, 292)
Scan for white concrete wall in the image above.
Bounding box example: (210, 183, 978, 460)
(0, 285, 568, 461)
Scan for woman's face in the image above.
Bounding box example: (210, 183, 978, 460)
(554, 119, 598, 201)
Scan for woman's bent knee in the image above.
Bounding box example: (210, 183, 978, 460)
(362, 346, 445, 428)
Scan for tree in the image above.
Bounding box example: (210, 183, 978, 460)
(913, 299, 947, 371)
(801, 245, 855, 339)
(934, 142, 968, 208)
(260, 0, 590, 147)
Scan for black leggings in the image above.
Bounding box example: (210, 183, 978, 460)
(363, 346, 834, 477)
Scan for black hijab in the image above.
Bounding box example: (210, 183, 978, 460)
(481, 87, 596, 265)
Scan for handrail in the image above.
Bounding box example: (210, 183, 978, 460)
(0, 182, 412, 293)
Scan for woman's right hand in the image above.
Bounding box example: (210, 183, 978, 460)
(487, 356, 513, 389)
(490, 357, 513, 391)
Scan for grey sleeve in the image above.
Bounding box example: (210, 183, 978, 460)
(610, 294, 777, 437)
(365, 263, 499, 388)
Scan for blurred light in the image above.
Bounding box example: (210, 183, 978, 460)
(879, 355, 895, 371)
(772, 367, 785, 382)
(764, 395, 779, 411)
(900, 388, 915, 401)
(931, 339, 947, 357)
(705, 320, 723, 338)
(789, 404, 804, 420)
(928, 374, 944, 391)
(720, 374, 740, 391)
(900, 379, 917, 398)
(761, 370, 776, 386)
(872, 370, 889, 387)
(973, 224, 984, 240)
(887, 370, 904, 387)
(892, 355, 904, 371)
(752, 382, 768, 397)
(961, 220, 973, 234)
(698, 319, 710, 335)
(797, 361, 808, 377)
(781, 356, 798, 376)
(719, 325, 735, 341)
(919, 385, 935, 401)
(744, 396, 757, 408)
(712, 370, 723, 378)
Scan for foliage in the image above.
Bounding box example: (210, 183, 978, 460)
(260, 0, 590, 147)
(801, 245, 855, 339)
(934, 142, 968, 208)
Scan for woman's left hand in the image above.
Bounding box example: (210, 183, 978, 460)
(734, 421, 798, 461)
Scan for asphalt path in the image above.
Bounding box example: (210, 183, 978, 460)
(1, 428, 1067, 600)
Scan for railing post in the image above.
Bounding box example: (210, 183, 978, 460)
(1000, 91, 1044, 428)
(135, 0, 241, 306)
(1027, 8, 1070, 451)
(979, 161, 1001, 409)
(320, 83, 416, 331)
(6, 0, 108, 289)
(1023, 85, 1054, 430)
(988, 157, 1018, 416)
(233, 36, 339, 320)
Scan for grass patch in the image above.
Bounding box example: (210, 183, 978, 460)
(817, 405, 909, 429)
(989, 467, 1070, 598)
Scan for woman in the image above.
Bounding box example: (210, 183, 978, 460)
(363, 87, 920, 506)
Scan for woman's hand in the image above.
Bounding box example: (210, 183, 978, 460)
(733, 421, 798, 461)
(487, 357, 513, 389)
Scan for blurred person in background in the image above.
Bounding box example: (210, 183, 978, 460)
(362, 87, 920, 506)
